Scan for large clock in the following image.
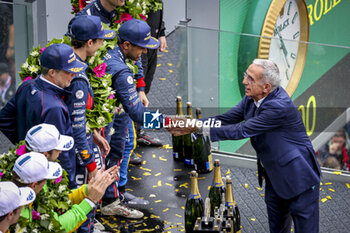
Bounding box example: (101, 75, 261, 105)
(258, 0, 309, 96)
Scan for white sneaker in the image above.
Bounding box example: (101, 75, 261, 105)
(101, 199, 144, 219)
(94, 219, 105, 231)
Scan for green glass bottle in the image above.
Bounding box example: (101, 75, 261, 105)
(208, 159, 225, 216)
(225, 176, 241, 233)
(184, 102, 194, 167)
(185, 171, 204, 233)
(193, 108, 213, 173)
(172, 96, 184, 161)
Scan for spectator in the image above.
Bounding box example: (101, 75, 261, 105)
(0, 62, 15, 109)
(323, 156, 341, 170)
(0, 181, 35, 233)
(0, 43, 87, 189)
(317, 129, 350, 171)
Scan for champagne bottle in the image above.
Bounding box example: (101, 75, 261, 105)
(193, 108, 213, 173)
(225, 176, 241, 233)
(172, 96, 184, 161)
(208, 159, 225, 216)
(184, 102, 194, 167)
(185, 171, 204, 233)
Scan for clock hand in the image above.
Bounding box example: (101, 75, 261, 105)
(276, 29, 290, 68)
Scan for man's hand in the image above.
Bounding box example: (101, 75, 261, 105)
(86, 165, 119, 203)
(88, 168, 98, 180)
(159, 36, 167, 52)
(165, 117, 197, 136)
(93, 129, 110, 158)
(138, 91, 149, 107)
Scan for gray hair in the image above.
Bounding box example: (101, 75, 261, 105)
(253, 59, 280, 90)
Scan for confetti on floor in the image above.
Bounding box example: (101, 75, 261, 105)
(321, 198, 328, 203)
(163, 144, 172, 149)
(157, 64, 161, 67)
(256, 187, 263, 190)
(167, 63, 173, 66)
(244, 183, 249, 188)
(176, 83, 179, 86)
(131, 176, 142, 180)
(329, 188, 335, 192)
(251, 218, 256, 221)
(346, 183, 350, 188)
(325, 182, 332, 185)
(168, 70, 173, 73)
(174, 169, 182, 172)
(159, 78, 166, 81)
(154, 172, 161, 176)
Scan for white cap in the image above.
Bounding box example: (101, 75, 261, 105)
(0, 181, 36, 216)
(13, 152, 63, 184)
(25, 123, 74, 152)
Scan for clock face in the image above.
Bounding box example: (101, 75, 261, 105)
(269, 0, 301, 89)
(257, 0, 309, 96)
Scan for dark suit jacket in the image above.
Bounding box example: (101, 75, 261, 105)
(209, 87, 321, 199)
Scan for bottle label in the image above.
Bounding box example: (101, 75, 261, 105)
(189, 194, 201, 199)
(173, 152, 178, 159)
(184, 158, 194, 165)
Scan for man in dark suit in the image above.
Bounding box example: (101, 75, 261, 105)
(168, 59, 321, 233)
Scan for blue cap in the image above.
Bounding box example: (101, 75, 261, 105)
(71, 15, 116, 41)
(40, 44, 87, 74)
(118, 19, 160, 49)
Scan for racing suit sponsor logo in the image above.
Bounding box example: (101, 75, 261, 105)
(72, 123, 84, 128)
(129, 92, 138, 101)
(130, 97, 140, 106)
(72, 109, 85, 115)
(74, 116, 85, 122)
(128, 87, 136, 93)
(74, 101, 85, 108)
(127, 76, 133, 84)
(75, 90, 84, 99)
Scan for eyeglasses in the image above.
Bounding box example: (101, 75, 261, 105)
(243, 72, 254, 83)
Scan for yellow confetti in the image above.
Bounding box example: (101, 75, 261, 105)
(325, 182, 332, 185)
(159, 156, 168, 161)
(326, 195, 332, 200)
(328, 188, 335, 192)
(176, 214, 182, 218)
(163, 144, 172, 149)
(321, 198, 328, 203)
(167, 63, 173, 66)
(157, 54, 162, 57)
(140, 167, 152, 172)
(169, 70, 173, 73)
(165, 183, 173, 187)
(244, 183, 248, 188)
(125, 188, 133, 192)
(333, 171, 342, 175)
(181, 206, 185, 210)
(159, 78, 166, 81)
(176, 83, 179, 86)
(320, 182, 323, 186)
(158, 180, 162, 186)
(163, 208, 169, 212)
(164, 49, 169, 53)
(261, 194, 265, 197)
(152, 154, 156, 158)
(156, 64, 161, 67)
(179, 183, 189, 188)
(131, 176, 142, 180)
(256, 187, 263, 190)
(175, 189, 179, 192)
(174, 169, 182, 172)
(346, 183, 350, 189)
(154, 172, 161, 176)
(251, 218, 256, 221)
(152, 185, 158, 188)
(154, 200, 162, 203)
(150, 214, 160, 218)
(226, 169, 231, 175)
(142, 160, 146, 165)
(208, 186, 211, 190)
(143, 172, 152, 176)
